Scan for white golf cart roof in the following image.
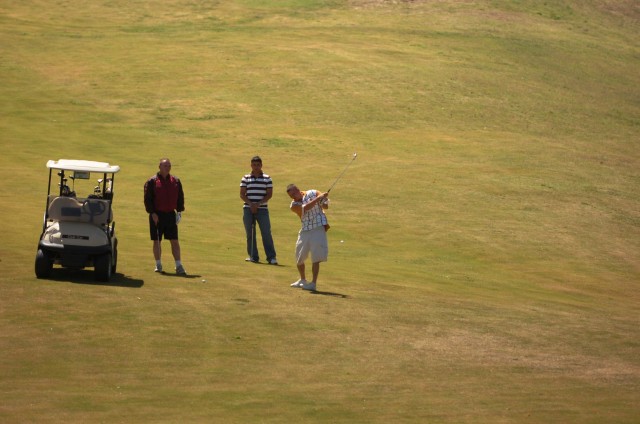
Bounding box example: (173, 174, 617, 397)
(46, 159, 120, 173)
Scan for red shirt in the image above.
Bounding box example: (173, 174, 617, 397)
(144, 173, 184, 213)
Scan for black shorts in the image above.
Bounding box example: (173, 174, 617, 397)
(149, 211, 178, 241)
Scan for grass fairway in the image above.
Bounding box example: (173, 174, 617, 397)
(1, 0, 639, 422)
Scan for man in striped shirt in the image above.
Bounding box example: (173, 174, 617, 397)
(239, 156, 278, 264)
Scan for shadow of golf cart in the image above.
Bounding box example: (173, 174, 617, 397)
(35, 159, 120, 282)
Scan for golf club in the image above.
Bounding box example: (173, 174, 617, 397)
(250, 214, 257, 262)
(155, 224, 163, 273)
(327, 152, 357, 193)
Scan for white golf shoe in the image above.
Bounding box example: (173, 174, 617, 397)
(301, 281, 316, 291)
(291, 279, 306, 288)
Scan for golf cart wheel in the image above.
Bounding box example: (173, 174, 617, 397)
(94, 253, 112, 282)
(111, 239, 118, 274)
(35, 249, 53, 279)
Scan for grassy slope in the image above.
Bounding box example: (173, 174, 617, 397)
(1, 0, 639, 422)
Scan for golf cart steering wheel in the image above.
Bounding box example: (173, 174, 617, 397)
(82, 199, 107, 222)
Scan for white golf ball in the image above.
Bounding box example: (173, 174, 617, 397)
(202, 279, 206, 283)
(340, 240, 344, 243)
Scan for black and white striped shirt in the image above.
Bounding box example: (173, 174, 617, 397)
(240, 173, 273, 209)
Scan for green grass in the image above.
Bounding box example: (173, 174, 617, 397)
(1, 0, 639, 422)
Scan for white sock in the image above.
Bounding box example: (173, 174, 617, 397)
(156, 260, 162, 267)
(175, 260, 182, 267)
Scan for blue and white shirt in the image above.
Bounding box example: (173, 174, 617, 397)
(240, 173, 272, 209)
(291, 189, 328, 231)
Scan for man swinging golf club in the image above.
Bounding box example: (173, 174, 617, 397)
(285, 153, 356, 291)
(286, 184, 331, 291)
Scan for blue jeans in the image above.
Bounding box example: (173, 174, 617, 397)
(243, 208, 276, 262)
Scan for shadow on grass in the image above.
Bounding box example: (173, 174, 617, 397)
(43, 269, 144, 288)
(158, 272, 202, 280)
(245, 261, 287, 267)
(309, 290, 349, 299)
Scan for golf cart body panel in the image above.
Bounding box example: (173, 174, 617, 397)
(40, 221, 110, 249)
(36, 159, 120, 282)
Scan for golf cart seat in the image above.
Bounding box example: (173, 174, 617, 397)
(48, 196, 112, 226)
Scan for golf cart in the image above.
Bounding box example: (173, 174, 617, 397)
(35, 159, 120, 282)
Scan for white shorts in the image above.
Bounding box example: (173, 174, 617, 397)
(295, 226, 328, 264)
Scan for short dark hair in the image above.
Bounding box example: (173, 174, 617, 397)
(251, 156, 262, 163)
(286, 184, 297, 193)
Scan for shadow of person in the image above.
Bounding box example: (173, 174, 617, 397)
(309, 290, 349, 299)
(161, 273, 202, 280)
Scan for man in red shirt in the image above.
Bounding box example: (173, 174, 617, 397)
(144, 158, 187, 275)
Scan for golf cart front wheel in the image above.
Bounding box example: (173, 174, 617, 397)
(35, 249, 53, 279)
(94, 253, 112, 282)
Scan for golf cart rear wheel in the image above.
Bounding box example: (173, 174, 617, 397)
(94, 253, 112, 282)
(111, 239, 118, 274)
(35, 249, 53, 278)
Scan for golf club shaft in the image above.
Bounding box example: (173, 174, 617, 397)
(327, 153, 357, 193)
(250, 214, 256, 259)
